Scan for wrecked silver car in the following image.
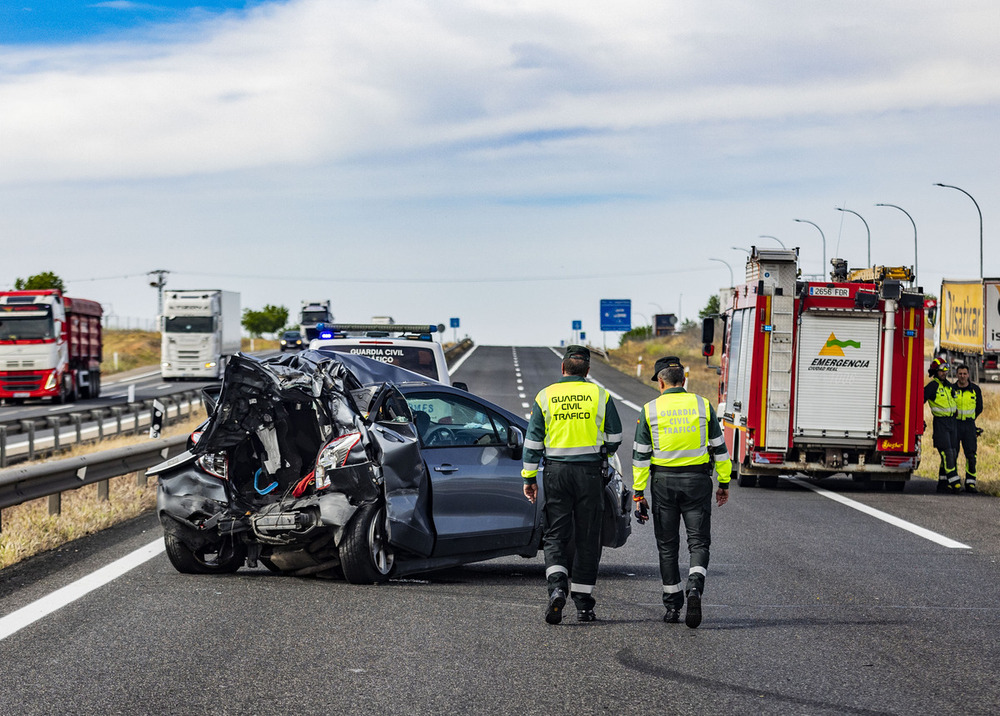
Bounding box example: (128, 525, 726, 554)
(148, 350, 632, 583)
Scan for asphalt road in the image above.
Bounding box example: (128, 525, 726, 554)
(1, 346, 998, 715)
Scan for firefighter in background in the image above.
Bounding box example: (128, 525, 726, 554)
(923, 357, 960, 493)
(522, 345, 623, 625)
(632, 356, 731, 629)
(954, 364, 984, 493)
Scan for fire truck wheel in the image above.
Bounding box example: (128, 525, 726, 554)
(758, 475, 779, 489)
(737, 473, 757, 488)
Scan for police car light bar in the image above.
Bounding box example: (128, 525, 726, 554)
(319, 323, 445, 334)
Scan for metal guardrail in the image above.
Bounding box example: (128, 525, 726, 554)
(445, 338, 474, 365)
(0, 390, 204, 468)
(0, 434, 190, 533)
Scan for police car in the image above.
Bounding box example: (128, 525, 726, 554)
(309, 322, 459, 386)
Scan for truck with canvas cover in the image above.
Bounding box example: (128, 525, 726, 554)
(936, 278, 1000, 383)
(710, 248, 925, 491)
(161, 290, 241, 380)
(0, 289, 103, 403)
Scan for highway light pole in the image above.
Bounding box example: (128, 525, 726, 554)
(709, 258, 734, 287)
(875, 203, 918, 287)
(731, 246, 751, 255)
(148, 269, 170, 317)
(836, 207, 871, 268)
(794, 219, 826, 277)
(759, 235, 786, 248)
(934, 183, 983, 279)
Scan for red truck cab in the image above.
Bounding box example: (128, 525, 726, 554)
(0, 289, 103, 403)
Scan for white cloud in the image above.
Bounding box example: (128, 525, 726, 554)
(1, 0, 998, 184)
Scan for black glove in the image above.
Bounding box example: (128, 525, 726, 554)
(976, 427, 984, 437)
(633, 495, 649, 525)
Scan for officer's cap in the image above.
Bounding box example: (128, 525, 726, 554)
(651, 355, 683, 381)
(563, 345, 590, 362)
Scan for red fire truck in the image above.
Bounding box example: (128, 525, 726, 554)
(0, 290, 103, 404)
(705, 249, 925, 491)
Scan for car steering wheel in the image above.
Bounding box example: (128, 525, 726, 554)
(425, 427, 456, 446)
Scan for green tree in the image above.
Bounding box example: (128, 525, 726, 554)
(618, 324, 652, 346)
(14, 271, 65, 292)
(698, 294, 720, 319)
(242, 304, 289, 338)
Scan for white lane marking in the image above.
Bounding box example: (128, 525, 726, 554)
(448, 343, 479, 375)
(521, 402, 530, 408)
(156, 384, 174, 392)
(547, 347, 644, 412)
(0, 539, 165, 642)
(46, 406, 65, 413)
(789, 479, 971, 549)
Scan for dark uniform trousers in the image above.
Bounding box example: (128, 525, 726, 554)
(542, 460, 604, 611)
(932, 416, 959, 484)
(650, 468, 713, 610)
(956, 420, 978, 480)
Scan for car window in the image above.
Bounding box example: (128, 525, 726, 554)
(405, 392, 509, 448)
(320, 343, 442, 381)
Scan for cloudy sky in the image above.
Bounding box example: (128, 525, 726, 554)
(2, 1, 998, 345)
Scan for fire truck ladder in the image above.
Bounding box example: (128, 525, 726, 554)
(765, 293, 794, 449)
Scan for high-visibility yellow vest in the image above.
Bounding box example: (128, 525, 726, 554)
(537, 381, 609, 457)
(928, 378, 957, 418)
(955, 386, 978, 420)
(644, 392, 712, 467)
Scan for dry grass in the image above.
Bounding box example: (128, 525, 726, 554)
(604, 329, 722, 400)
(0, 414, 205, 569)
(101, 329, 161, 374)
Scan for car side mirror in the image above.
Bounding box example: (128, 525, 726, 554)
(452, 381, 469, 391)
(507, 426, 524, 460)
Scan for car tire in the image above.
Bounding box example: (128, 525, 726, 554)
(340, 502, 394, 584)
(163, 533, 246, 574)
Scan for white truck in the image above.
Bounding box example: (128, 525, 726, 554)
(299, 300, 333, 341)
(160, 290, 241, 380)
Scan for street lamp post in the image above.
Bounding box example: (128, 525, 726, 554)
(759, 235, 786, 248)
(934, 183, 983, 279)
(731, 246, 751, 255)
(794, 219, 827, 277)
(709, 258, 734, 287)
(875, 203, 918, 287)
(835, 207, 871, 268)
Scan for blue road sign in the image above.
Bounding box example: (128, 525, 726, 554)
(600, 299, 631, 331)
(572, 320, 582, 330)
(579, 331, 586, 340)
(450, 317, 460, 328)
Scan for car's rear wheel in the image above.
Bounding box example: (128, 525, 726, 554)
(340, 503, 394, 584)
(163, 533, 246, 574)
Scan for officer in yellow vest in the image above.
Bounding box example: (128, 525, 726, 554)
(923, 357, 960, 493)
(954, 364, 984, 493)
(632, 356, 731, 628)
(522, 345, 622, 625)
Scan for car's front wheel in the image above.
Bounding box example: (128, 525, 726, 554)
(163, 533, 246, 574)
(340, 503, 394, 584)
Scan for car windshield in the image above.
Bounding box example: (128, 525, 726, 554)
(164, 316, 215, 333)
(283, 332, 301, 339)
(321, 344, 440, 381)
(0, 308, 55, 340)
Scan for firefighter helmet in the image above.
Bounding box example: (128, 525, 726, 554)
(929, 357, 948, 376)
